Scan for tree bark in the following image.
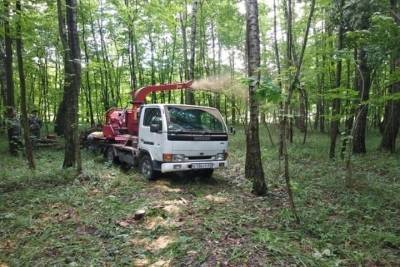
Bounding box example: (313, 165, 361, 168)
(244, 0, 267, 196)
(180, 7, 189, 81)
(63, 0, 81, 171)
(16, 0, 35, 169)
(3, 0, 14, 108)
(54, 0, 70, 136)
(79, 1, 95, 126)
(380, 0, 400, 152)
(186, 0, 198, 105)
(125, 0, 137, 90)
(281, 0, 315, 224)
(352, 48, 371, 154)
(3, 0, 16, 154)
(329, 0, 344, 159)
(0, 43, 6, 108)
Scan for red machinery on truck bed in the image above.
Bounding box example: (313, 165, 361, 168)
(99, 81, 193, 143)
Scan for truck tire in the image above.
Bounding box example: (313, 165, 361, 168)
(105, 146, 116, 163)
(198, 169, 214, 179)
(140, 154, 159, 180)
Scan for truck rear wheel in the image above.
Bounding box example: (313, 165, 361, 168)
(140, 154, 158, 180)
(105, 147, 116, 163)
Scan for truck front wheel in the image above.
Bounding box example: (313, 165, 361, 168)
(140, 154, 159, 180)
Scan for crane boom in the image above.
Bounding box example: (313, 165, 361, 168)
(132, 81, 193, 105)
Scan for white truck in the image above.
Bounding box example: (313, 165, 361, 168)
(88, 82, 228, 180)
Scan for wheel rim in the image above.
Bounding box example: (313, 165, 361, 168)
(142, 159, 152, 178)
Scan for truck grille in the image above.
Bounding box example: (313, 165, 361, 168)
(188, 156, 213, 160)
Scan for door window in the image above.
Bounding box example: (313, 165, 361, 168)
(143, 108, 161, 126)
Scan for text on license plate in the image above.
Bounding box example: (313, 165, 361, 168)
(191, 163, 213, 169)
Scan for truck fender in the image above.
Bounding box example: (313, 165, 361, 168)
(138, 149, 152, 161)
(138, 149, 161, 171)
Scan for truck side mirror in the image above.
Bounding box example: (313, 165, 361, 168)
(229, 126, 236, 135)
(150, 118, 162, 133)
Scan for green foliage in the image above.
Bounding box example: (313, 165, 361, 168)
(257, 76, 282, 103)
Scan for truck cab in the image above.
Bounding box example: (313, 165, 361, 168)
(138, 104, 228, 179)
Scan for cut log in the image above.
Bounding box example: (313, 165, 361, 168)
(134, 209, 146, 220)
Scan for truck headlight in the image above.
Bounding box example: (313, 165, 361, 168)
(172, 154, 185, 162)
(216, 153, 225, 160)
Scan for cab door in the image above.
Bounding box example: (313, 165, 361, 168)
(139, 107, 163, 161)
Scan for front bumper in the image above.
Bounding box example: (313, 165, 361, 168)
(161, 160, 228, 173)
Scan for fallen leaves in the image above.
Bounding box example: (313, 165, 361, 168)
(152, 180, 182, 193)
(146, 235, 175, 251)
(133, 258, 171, 267)
(149, 259, 171, 267)
(130, 235, 175, 252)
(0, 240, 15, 253)
(204, 194, 229, 203)
(133, 258, 150, 267)
(144, 216, 166, 230)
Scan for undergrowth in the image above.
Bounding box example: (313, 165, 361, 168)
(0, 127, 399, 266)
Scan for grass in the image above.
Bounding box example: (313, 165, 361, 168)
(0, 126, 399, 266)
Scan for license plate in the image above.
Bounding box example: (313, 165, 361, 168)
(191, 163, 213, 169)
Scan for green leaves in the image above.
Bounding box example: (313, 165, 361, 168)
(241, 76, 282, 104)
(257, 76, 282, 104)
(325, 87, 359, 101)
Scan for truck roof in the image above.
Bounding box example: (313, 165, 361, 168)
(143, 103, 219, 110)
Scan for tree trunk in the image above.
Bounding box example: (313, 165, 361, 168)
(0, 44, 6, 108)
(244, 0, 267, 196)
(380, 0, 400, 152)
(54, 0, 70, 136)
(281, 0, 315, 224)
(297, 92, 306, 132)
(125, 0, 137, 90)
(186, 0, 198, 105)
(16, 0, 35, 169)
(329, 0, 344, 159)
(88, 4, 107, 111)
(352, 48, 371, 154)
(3, 0, 16, 153)
(180, 8, 189, 82)
(3, 0, 14, 108)
(79, 2, 95, 126)
(63, 0, 81, 171)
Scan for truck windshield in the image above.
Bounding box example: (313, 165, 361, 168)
(166, 106, 226, 134)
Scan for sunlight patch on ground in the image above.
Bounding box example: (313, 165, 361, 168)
(0, 240, 15, 254)
(133, 258, 150, 267)
(160, 199, 188, 215)
(204, 194, 229, 203)
(87, 188, 102, 196)
(130, 235, 176, 252)
(152, 180, 182, 193)
(149, 259, 171, 267)
(146, 235, 176, 251)
(144, 216, 166, 230)
(134, 257, 171, 267)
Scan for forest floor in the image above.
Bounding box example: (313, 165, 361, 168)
(0, 127, 399, 266)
